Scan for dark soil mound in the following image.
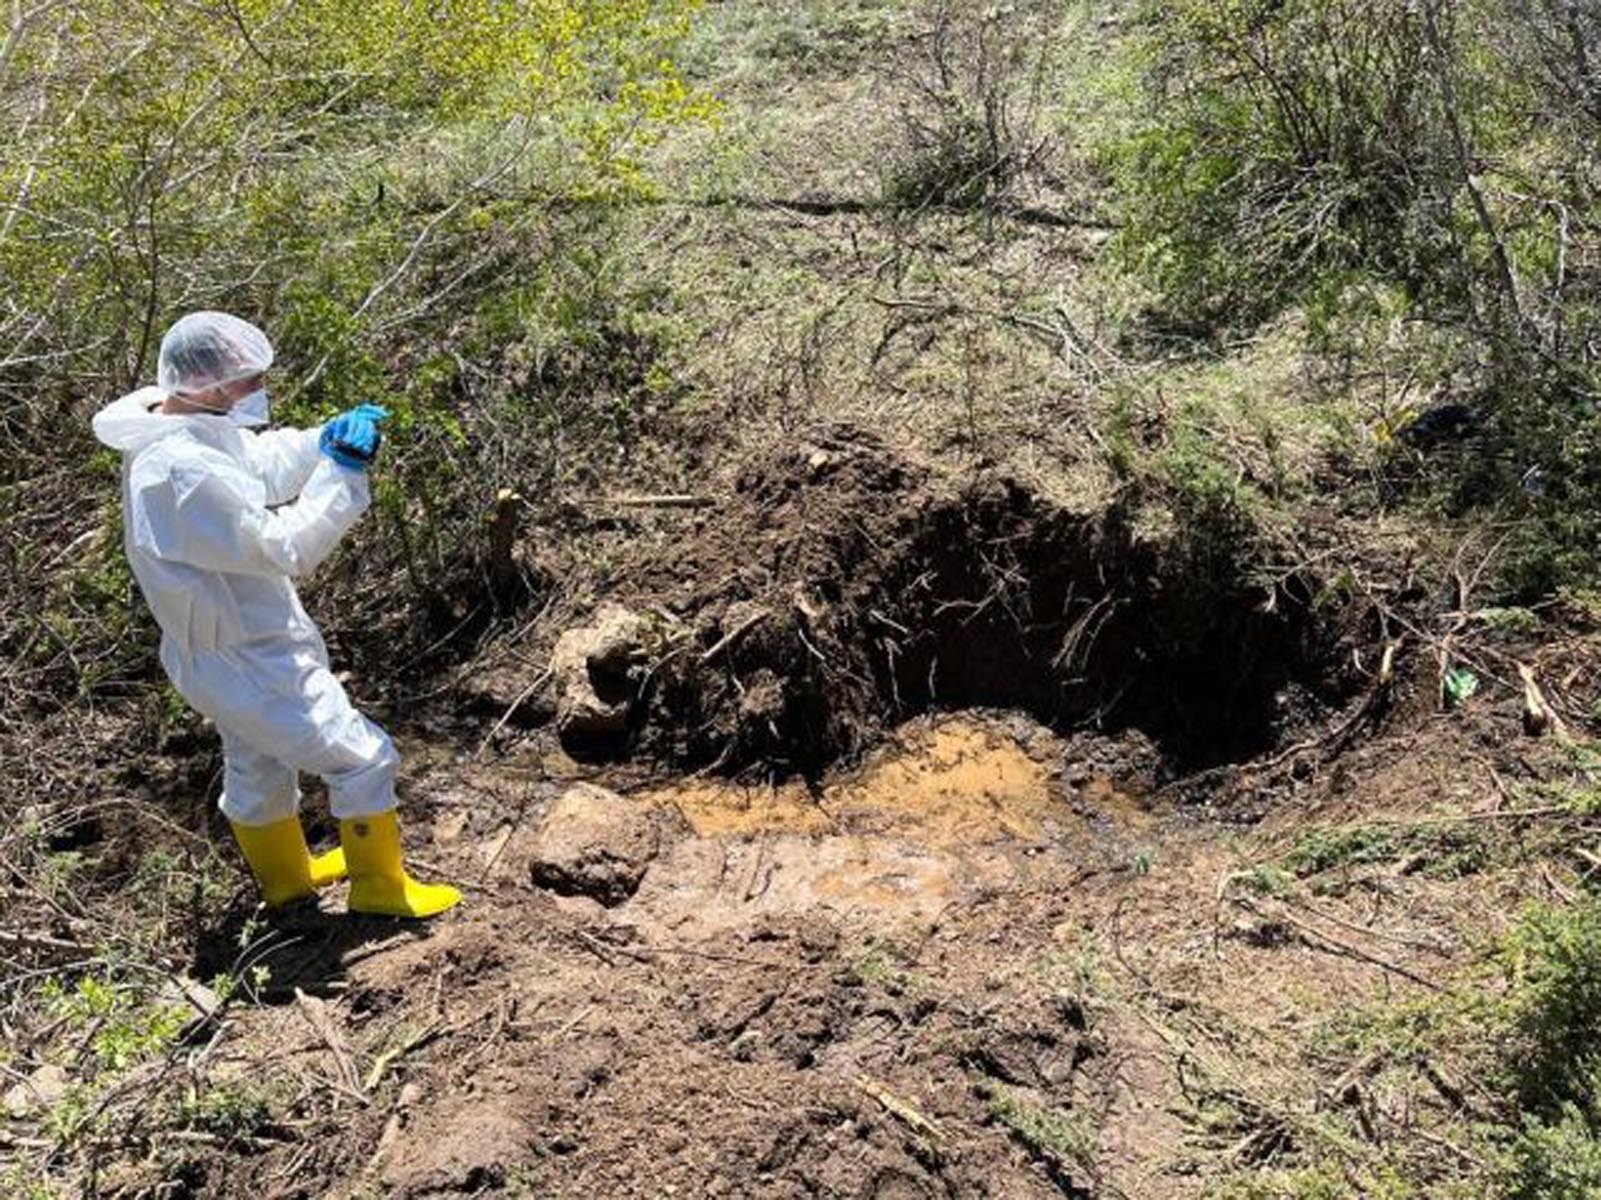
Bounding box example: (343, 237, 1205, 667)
(592, 426, 1359, 778)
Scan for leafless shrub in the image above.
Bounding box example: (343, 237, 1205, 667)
(877, 2, 1058, 215)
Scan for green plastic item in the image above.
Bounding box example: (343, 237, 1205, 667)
(1443, 666, 1480, 708)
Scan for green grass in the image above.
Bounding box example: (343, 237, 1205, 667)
(1282, 822, 1493, 883)
(1203, 1164, 1419, 1200)
(1205, 896, 1601, 1196)
(983, 1080, 1098, 1171)
(851, 935, 919, 995)
(174, 1082, 278, 1139)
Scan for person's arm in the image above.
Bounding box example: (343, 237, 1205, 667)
(238, 426, 322, 506)
(135, 451, 369, 578)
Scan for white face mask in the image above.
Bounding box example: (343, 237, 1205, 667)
(229, 388, 270, 427)
(185, 386, 270, 427)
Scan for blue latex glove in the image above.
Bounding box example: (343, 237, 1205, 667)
(320, 404, 389, 470)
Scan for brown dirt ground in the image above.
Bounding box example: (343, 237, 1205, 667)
(84, 432, 1601, 1200)
(159, 679, 1589, 1199)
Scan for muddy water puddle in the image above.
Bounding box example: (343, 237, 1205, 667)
(662, 719, 1060, 844)
(627, 717, 1115, 932)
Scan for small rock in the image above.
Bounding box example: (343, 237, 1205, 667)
(159, 975, 221, 1021)
(434, 810, 469, 844)
(550, 604, 649, 738)
(381, 1104, 527, 1196)
(4, 1063, 69, 1118)
(528, 783, 667, 906)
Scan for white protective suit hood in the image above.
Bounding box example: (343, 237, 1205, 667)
(92, 386, 188, 451)
(93, 385, 268, 444)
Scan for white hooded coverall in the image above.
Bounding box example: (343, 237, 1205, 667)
(92, 387, 399, 826)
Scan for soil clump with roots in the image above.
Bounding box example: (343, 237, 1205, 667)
(547, 426, 1363, 786)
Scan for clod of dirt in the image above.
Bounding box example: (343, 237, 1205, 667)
(550, 603, 649, 739)
(528, 782, 669, 906)
(379, 1101, 531, 1197)
(960, 1020, 1082, 1090)
(870, 1169, 936, 1200)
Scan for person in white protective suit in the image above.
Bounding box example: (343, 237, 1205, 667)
(92, 311, 459, 918)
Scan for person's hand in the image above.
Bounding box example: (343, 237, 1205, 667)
(320, 404, 389, 471)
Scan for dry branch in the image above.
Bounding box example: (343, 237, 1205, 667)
(1518, 661, 1569, 737)
(700, 608, 770, 666)
(294, 988, 365, 1100)
(593, 494, 715, 509)
(474, 667, 552, 761)
(1234, 896, 1444, 992)
(363, 1020, 448, 1092)
(856, 1075, 946, 1145)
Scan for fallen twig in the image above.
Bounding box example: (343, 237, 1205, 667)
(0, 928, 91, 954)
(1518, 661, 1569, 738)
(573, 929, 618, 966)
(1237, 898, 1444, 992)
(700, 609, 770, 666)
(363, 1080, 422, 1180)
(1359, 804, 1578, 827)
(363, 1019, 448, 1092)
(592, 493, 715, 509)
(294, 988, 365, 1099)
(856, 1075, 945, 1145)
(474, 667, 553, 761)
(1287, 896, 1453, 956)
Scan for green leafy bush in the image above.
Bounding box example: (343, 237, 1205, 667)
(1111, 0, 1601, 594)
(1504, 1097, 1601, 1200)
(0, 0, 716, 710)
(1480, 899, 1601, 1195)
(1113, 0, 1461, 328)
(1284, 822, 1492, 882)
(1496, 899, 1601, 1116)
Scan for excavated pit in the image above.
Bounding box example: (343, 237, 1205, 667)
(560, 426, 1360, 784)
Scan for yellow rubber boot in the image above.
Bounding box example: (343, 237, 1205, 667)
(339, 811, 461, 919)
(230, 817, 347, 907)
(309, 845, 347, 888)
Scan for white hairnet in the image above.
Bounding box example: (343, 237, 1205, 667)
(157, 311, 274, 394)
